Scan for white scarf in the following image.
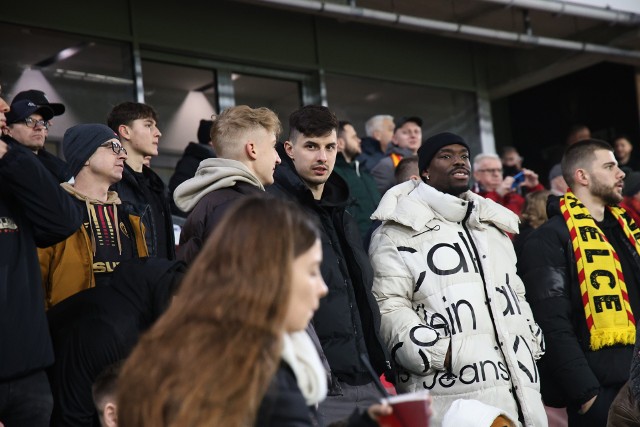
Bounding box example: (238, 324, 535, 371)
(281, 331, 328, 406)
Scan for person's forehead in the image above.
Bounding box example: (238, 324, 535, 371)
(28, 113, 44, 120)
(295, 131, 336, 144)
(593, 149, 616, 161)
(478, 156, 500, 165)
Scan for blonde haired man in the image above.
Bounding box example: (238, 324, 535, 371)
(173, 105, 281, 264)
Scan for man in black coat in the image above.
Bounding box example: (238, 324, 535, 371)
(107, 102, 175, 259)
(519, 139, 640, 427)
(267, 105, 390, 424)
(0, 91, 83, 426)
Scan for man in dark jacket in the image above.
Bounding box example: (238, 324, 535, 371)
(0, 90, 83, 426)
(519, 139, 640, 427)
(9, 90, 70, 182)
(267, 105, 390, 424)
(107, 102, 175, 259)
(173, 106, 281, 265)
(356, 114, 394, 173)
(334, 121, 380, 239)
(168, 119, 215, 217)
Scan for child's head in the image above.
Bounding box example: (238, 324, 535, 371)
(92, 362, 121, 427)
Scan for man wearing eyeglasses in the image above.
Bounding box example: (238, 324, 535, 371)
(0, 89, 82, 426)
(472, 153, 543, 216)
(38, 124, 149, 309)
(9, 90, 69, 182)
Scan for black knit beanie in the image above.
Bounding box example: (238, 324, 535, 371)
(197, 119, 214, 144)
(63, 124, 119, 178)
(418, 132, 470, 174)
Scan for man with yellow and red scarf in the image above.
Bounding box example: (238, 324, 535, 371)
(519, 139, 640, 427)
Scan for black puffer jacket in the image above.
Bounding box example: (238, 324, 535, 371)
(518, 196, 639, 408)
(112, 163, 175, 259)
(267, 145, 391, 386)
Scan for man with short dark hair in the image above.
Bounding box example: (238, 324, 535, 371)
(268, 105, 390, 423)
(370, 116, 422, 194)
(108, 102, 175, 259)
(92, 363, 120, 427)
(369, 132, 547, 426)
(334, 120, 380, 238)
(0, 88, 82, 426)
(519, 139, 640, 426)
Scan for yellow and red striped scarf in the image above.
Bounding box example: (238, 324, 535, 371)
(561, 191, 639, 350)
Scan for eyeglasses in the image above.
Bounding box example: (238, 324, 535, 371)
(23, 117, 49, 130)
(476, 168, 503, 174)
(101, 141, 127, 156)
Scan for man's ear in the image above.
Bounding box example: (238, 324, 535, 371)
(245, 141, 258, 160)
(421, 169, 430, 181)
(104, 402, 118, 427)
(336, 137, 345, 152)
(574, 168, 589, 186)
(118, 124, 130, 141)
(284, 141, 294, 160)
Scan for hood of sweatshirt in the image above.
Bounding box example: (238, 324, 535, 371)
(173, 158, 264, 212)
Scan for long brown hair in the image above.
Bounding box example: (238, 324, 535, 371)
(117, 196, 320, 426)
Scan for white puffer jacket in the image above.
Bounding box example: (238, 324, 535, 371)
(369, 180, 547, 427)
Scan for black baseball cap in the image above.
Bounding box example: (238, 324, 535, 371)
(12, 90, 65, 116)
(394, 116, 423, 132)
(6, 100, 54, 124)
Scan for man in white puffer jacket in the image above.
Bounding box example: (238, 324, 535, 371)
(369, 132, 547, 427)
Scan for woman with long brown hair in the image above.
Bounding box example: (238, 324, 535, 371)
(117, 196, 389, 426)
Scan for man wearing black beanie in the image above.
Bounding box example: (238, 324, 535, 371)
(38, 124, 149, 309)
(368, 132, 548, 426)
(167, 119, 216, 218)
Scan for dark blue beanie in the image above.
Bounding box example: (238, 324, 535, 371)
(418, 132, 470, 174)
(63, 124, 119, 178)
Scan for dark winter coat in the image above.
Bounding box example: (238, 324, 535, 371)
(256, 363, 378, 427)
(112, 163, 176, 259)
(267, 145, 391, 385)
(356, 137, 384, 173)
(0, 136, 82, 381)
(333, 153, 381, 239)
(47, 258, 186, 427)
(518, 196, 640, 411)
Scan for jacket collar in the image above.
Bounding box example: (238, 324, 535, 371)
(372, 180, 519, 234)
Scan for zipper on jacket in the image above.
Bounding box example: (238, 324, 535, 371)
(460, 201, 526, 425)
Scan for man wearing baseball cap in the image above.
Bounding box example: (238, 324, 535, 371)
(1, 94, 69, 182)
(368, 132, 547, 426)
(0, 87, 82, 426)
(38, 124, 148, 309)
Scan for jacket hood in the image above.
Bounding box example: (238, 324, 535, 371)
(173, 158, 264, 212)
(61, 182, 121, 204)
(61, 182, 124, 255)
(372, 180, 519, 234)
(272, 144, 350, 207)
